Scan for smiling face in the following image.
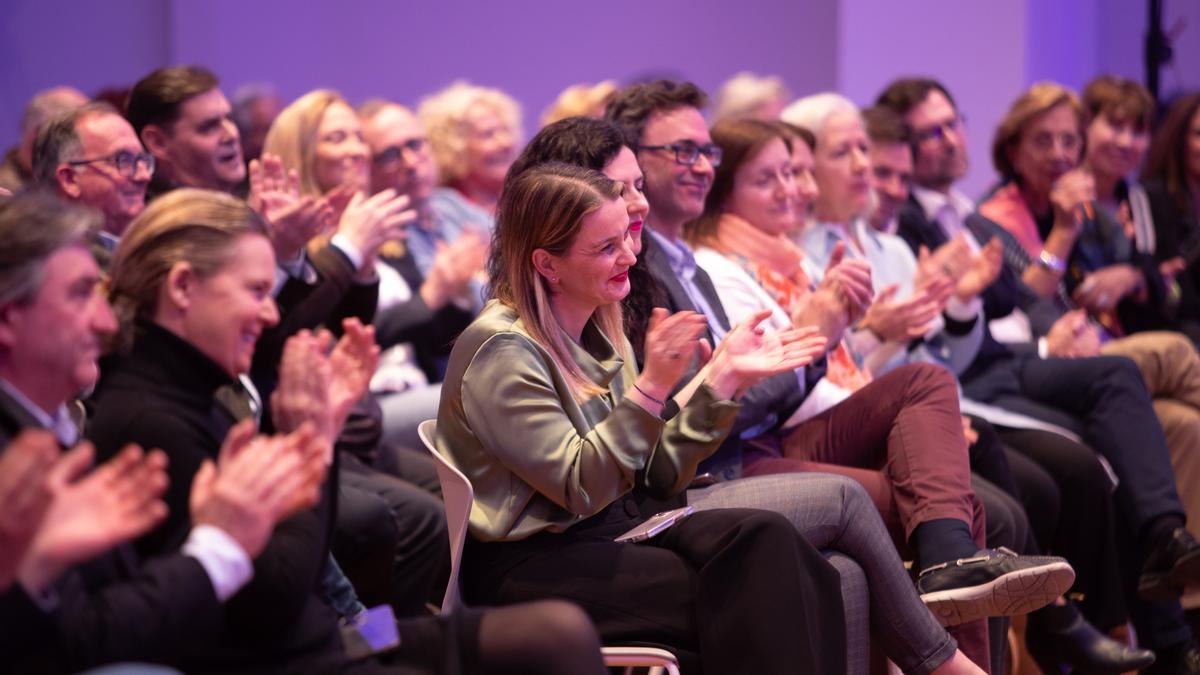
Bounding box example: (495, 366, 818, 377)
(601, 146, 648, 255)
(1086, 111, 1150, 182)
(869, 141, 914, 230)
(313, 101, 370, 194)
(1010, 103, 1082, 201)
(64, 112, 151, 235)
(906, 89, 968, 191)
(638, 106, 715, 234)
(156, 88, 245, 191)
(0, 245, 117, 411)
(461, 103, 516, 195)
(176, 234, 280, 377)
(813, 109, 872, 223)
(546, 196, 637, 316)
(725, 137, 798, 237)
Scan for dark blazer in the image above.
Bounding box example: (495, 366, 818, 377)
(377, 250, 473, 383)
(0, 386, 223, 675)
(87, 323, 360, 675)
(639, 234, 812, 477)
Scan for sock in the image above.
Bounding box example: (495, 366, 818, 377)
(912, 518, 979, 571)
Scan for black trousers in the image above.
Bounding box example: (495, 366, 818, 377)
(464, 496, 848, 675)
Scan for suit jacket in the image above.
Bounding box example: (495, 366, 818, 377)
(639, 234, 813, 477)
(0, 386, 223, 675)
(377, 249, 473, 383)
(86, 322, 359, 675)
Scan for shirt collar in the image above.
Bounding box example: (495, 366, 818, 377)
(0, 378, 79, 446)
(912, 185, 974, 224)
(647, 227, 697, 281)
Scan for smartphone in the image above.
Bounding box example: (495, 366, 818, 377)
(615, 506, 695, 543)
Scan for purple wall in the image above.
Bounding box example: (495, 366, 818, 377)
(4, 0, 1198, 186)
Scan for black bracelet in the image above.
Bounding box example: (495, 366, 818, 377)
(632, 383, 665, 406)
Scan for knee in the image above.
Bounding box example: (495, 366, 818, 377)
(902, 362, 958, 400)
(522, 600, 603, 662)
(1097, 354, 1146, 388)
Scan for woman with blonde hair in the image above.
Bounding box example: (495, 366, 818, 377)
(541, 81, 617, 127)
(437, 161, 856, 673)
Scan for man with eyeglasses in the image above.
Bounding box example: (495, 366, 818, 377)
(32, 102, 153, 251)
(880, 77, 1200, 675)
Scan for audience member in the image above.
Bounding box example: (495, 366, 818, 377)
(541, 81, 618, 127)
(32, 102, 153, 254)
(439, 160, 848, 674)
(0, 87, 89, 193)
(419, 81, 520, 219)
(127, 66, 245, 200)
(714, 72, 790, 122)
(1143, 92, 1200, 336)
(232, 83, 284, 164)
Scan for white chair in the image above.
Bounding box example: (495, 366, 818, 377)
(417, 419, 681, 675)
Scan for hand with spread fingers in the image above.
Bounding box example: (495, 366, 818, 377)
(18, 442, 170, 593)
(0, 430, 59, 590)
(706, 310, 827, 399)
(420, 232, 489, 310)
(334, 189, 417, 260)
(190, 421, 326, 559)
(860, 283, 944, 342)
(249, 154, 334, 263)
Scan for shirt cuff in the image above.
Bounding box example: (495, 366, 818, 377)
(945, 295, 982, 321)
(1037, 336, 1049, 359)
(330, 234, 365, 271)
(182, 524, 254, 602)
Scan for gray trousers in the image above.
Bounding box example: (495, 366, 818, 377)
(689, 472, 957, 675)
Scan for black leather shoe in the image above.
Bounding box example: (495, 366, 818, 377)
(1140, 527, 1200, 600)
(917, 547, 1074, 627)
(1143, 639, 1200, 675)
(1026, 604, 1155, 674)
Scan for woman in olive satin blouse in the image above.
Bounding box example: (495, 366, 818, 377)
(436, 162, 850, 674)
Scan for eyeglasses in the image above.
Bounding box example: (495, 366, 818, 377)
(372, 138, 428, 165)
(914, 115, 967, 146)
(638, 141, 723, 168)
(67, 151, 155, 178)
(1026, 131, 1082, 153)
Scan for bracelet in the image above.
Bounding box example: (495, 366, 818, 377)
(1037, 249, 1066, 274)
(632, 383, 666, 407)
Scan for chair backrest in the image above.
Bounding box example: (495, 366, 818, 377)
(417, 418, 473, 613)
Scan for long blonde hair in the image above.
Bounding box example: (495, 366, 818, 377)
(489, 163, 626, 400)
(108, 188, 269, 351)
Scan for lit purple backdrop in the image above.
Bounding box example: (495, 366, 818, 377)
(3, 0, 1198, 199)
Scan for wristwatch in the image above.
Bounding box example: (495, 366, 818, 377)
(1037, 249, 1066, 274)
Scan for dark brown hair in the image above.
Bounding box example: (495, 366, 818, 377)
(126, 65, 220, 136)
(1141, 92, 1200, 211)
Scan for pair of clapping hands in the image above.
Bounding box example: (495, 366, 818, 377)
(861, 235, 1004, 343)
(0, 318, 380, 596)
(0, 422, 325, 595)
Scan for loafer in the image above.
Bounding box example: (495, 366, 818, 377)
(1026, 604, 1155, 674)
(1140, 527, 1200, 600)
(917, 547, 1075, 627)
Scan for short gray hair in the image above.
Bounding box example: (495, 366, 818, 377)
(32, 102, 120, 187)
(781, 92, 861, 142)
(0, 190, 101, 307)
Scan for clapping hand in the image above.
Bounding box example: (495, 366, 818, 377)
(190, 420, 327, 559)
(335, 189, 417, 260)
(860, 283, 943, 342)
(0, 431, 58, 590)
(249, 154, 335, 262)
(638, 309, 709, 398)
(706, 310, 827, 400)
(327, 318, 381, 435)
(18, 441, 169, 593)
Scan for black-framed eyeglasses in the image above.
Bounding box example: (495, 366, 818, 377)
(914, 115, 967, 146)
(638, 141, 723, 168)
(372, 138, 428, 165)
(67, 151, 155, 178)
